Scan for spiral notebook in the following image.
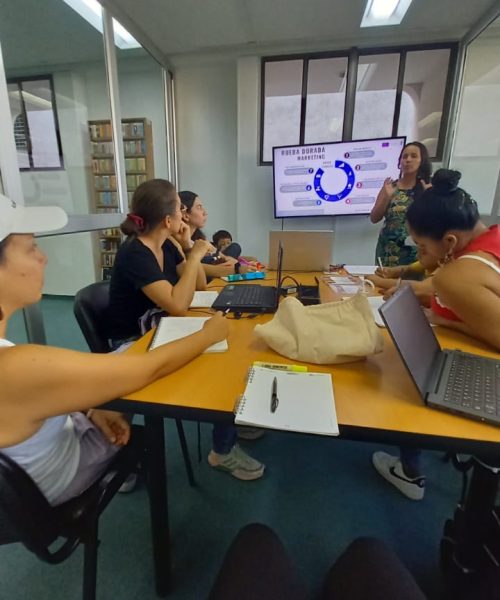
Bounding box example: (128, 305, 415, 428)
(235, 366, 338, 436)
(149, 317, 228, 353)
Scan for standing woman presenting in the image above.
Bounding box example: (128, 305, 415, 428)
(371, 142, 432, 267)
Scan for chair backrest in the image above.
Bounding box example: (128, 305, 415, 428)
(74, 281, 112, 353)
(0, 452, 58, 554)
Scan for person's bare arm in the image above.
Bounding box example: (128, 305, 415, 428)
(366, 274, 399, 290)
(202, 261, 236, 279)
(142, 240, 210, 315)
(177, 260, 207, 290)
(0, 314, 228, 444)
(370, 178, 396, 223)
(383, 278, 434, 306)
(432, 262, 500, 351)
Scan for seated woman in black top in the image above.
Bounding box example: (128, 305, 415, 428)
(109, 179, 265, 481)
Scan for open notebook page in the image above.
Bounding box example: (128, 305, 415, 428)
(150, 317, 228, 353)
(190, 291, 219, 308)
(235, 366, 338, 436)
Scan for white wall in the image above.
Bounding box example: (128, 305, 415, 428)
(175, 62, 238, 238)
(175, 55, 381, 264)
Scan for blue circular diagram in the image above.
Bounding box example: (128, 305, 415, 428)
(314, 160, 355, 202)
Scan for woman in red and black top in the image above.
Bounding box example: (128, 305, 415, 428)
(407, 169, 500, 350)
(372, 169, 500, 502)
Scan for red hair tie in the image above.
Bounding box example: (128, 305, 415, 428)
(127, 213, 144, 230)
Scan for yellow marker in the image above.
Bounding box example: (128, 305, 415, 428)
(253, 361, 308, 372)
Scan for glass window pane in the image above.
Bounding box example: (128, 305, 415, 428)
(21, 79, 62, 168)
(451, 18, 500, 214)
(398, 49, 451, 157)
(262, 60, 303, 162)
(7, 83, 30, 169)
(352, 54, 400, 140)
(304, 57, 347, 144)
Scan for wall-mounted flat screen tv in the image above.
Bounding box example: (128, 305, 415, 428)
(272, 136, 406, 218)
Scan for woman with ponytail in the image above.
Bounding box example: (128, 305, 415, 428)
(108, 179, 210, 344)
(108, 180, 265, 481)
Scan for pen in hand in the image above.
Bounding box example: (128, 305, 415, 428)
(377, 257, 386, 278)
(270, 376, 279, 413)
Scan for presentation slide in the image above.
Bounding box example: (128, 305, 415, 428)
(273, 136, 406, 218)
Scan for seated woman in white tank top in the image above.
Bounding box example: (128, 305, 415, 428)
(0, 193, 228, 505)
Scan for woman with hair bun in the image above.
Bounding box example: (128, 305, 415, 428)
(373, 169, 500, 502)
(406, 168, 500, 348)
(371, 141, 432, 267)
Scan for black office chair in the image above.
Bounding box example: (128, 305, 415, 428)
(0, 447, 136, 600)
(73, 280, 196, 487)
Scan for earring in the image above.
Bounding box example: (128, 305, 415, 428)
(438, 250, 454, 267)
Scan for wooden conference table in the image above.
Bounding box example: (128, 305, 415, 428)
(106, 271, 500, 596)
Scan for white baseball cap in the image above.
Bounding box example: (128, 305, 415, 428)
(0, 193, 68, 242)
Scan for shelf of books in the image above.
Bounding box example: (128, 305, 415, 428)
(89, 118, 155, 280)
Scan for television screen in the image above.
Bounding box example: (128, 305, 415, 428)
(272, 136, 406, 218)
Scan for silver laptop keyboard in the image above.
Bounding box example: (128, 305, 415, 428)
(443, 354, 500, 415)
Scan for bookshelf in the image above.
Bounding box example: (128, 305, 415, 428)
(89, 117, 155, 280)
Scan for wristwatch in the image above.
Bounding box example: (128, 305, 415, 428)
(234, 262, 241, 274)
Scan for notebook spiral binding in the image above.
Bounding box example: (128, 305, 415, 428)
(234, 368, 255, 415)
(234, 394, 246, 415)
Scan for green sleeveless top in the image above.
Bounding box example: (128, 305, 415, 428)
(375, 188, 417, 267)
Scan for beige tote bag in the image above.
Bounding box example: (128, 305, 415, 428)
(254, 294, 384, 364)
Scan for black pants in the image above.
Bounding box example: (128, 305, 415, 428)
(208, 523, 426, 600)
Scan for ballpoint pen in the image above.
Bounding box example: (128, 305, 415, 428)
(270, 376, 279, 413)
(377, 257, 386, 278)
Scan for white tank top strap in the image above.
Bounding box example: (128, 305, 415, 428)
(457, 254, 500, 274)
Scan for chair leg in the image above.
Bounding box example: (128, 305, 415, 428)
(175, 419, 196, 487)
(82, 519, 99, 600)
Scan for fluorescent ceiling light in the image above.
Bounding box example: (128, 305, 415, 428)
(361, 0, 413, 27)
(62, 0, 141, 49)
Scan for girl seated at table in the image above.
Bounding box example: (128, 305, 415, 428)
(372, 169, 500, 500)
(179, 190, 261, 278)
(0, 194, 228, 505)
(108, 180, 265, 481)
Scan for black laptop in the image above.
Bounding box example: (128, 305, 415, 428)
(379, 285, 500, 425)
(211, 243, 283, 313)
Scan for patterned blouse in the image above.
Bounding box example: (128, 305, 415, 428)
(375, 187, 417, 267)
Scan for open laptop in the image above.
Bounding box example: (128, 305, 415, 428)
(379, 285, 500, 426)
(269, 230, 333, 271)
(211, 243, 283, 313)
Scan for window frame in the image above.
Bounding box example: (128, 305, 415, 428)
(7, 74, 65, 172)
(260, 42, 458, 166)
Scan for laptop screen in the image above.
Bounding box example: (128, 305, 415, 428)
(379, 286, 441, 398)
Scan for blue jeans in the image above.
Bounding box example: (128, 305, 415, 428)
(212, 424, 237, 454)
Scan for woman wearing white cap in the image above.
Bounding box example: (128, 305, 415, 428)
(0, 194, 228, 505)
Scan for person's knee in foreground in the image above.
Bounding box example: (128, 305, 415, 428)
(108, 180, 265, 481)
(209, 523, 426, 600)
(372, 169, 500, 500)
(0, 193, 230, 504)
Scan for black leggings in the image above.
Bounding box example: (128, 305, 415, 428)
(208, 523, 426, 600)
